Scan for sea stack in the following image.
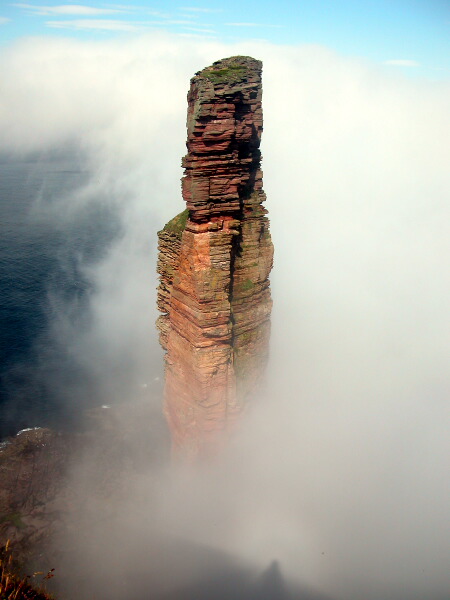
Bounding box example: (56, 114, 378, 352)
(156, 56, 273, 460)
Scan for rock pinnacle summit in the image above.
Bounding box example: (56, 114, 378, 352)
(157, 56, 273, 460)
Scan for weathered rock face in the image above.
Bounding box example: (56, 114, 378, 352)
(157, 56, 273, 460)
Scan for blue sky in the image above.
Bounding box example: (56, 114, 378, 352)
(0, 1, 448, 78)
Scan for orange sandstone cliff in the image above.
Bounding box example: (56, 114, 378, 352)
(156, 56, 273, 459)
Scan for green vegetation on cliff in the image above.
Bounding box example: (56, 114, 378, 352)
(0, 512, 25, 530)
(234, 278, 255, 294)
(162, 209, 189, 239)
(198, 56, 255, 85)
(203, 64, 247, 84)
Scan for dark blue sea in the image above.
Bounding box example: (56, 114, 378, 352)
(0, 152, 119, 439)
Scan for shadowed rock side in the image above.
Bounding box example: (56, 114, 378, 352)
(157, 56, 273, 459)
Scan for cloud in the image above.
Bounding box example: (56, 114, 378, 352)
(179, 6, 223, 13)
(162, 19, 209, 26)
(225, 22, 282, 28)
(45, 18, 143, 31)
(43, 16, 215, 34)
(384, 59, 421, 67)
(144, 9, 171, 18)
(0, 35, 449, 600)
(12, 3, 126, 16)
(178, 32, 217, 39)
(181, 26, 217, 34)
(0, 16, 10, 24)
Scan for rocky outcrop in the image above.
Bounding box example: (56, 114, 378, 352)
(157, 56, 273, 460)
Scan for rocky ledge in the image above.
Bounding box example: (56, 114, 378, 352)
(157, 56, 273, 460)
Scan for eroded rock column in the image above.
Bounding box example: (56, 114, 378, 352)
(157, 56, 273, 460)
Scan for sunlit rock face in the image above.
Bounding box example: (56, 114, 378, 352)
(157, 56, 273, 460)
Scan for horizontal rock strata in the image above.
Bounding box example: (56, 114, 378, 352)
(157, 56, 273, 460)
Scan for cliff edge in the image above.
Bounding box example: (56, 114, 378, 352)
(157, 56, 273, 459)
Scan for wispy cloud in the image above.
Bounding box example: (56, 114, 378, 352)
(384, 59, 420, 67)
(182, 26, 216, 34)
(162, 19, 205, 26)
(13, 3, 126, 16)
(46, 19, 142, 32)
(179, 6, 222, 13)
(41, 14, 216, 34)
(143, 10, 171, 19)
(0, 16, 11, 24)
(177, 32, 216, 40)
(129, 19, 213, 29)
(225, 22, 282, 28)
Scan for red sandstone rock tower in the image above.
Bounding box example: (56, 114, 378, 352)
(157, 56, 273, 460)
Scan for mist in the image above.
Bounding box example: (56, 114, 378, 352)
(1, 33, 449, 599)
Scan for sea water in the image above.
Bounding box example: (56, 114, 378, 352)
(0, 152, 118, 438)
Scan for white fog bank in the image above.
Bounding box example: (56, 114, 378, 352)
(1, 34, 449, 599)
